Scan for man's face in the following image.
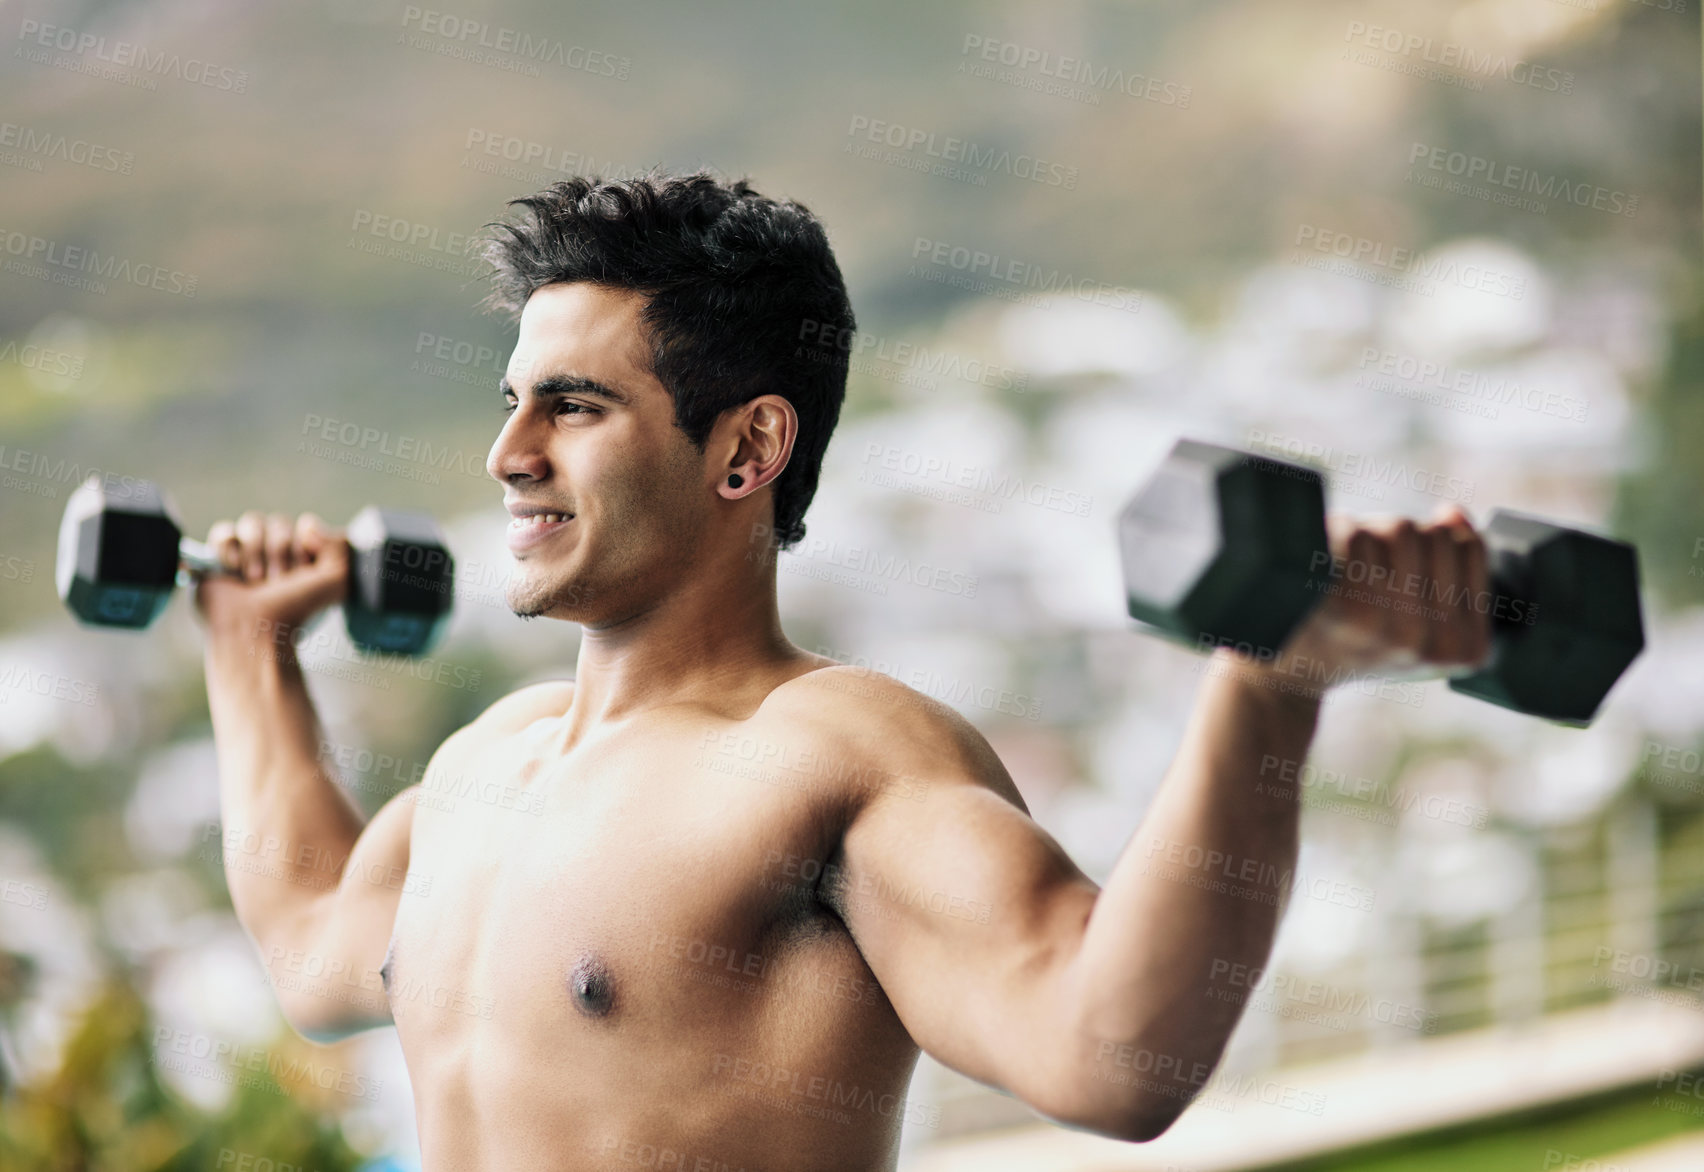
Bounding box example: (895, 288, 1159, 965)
(487, 282, 709, 624)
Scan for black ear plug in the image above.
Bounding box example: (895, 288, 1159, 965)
(728, 474, 743, 488)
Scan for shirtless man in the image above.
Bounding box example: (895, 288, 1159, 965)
(195, 172, 1491, 1171)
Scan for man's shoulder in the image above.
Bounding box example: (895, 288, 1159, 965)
(764, 663, 942, 724)
(452, 679, 576, 746)
(757, 664, 1020, 807)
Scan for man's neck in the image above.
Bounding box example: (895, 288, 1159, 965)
(556, 577, 806, 747)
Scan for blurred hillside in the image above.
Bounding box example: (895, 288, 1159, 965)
(0, 0, 1698, 615)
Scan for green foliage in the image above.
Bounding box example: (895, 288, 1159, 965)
(1617, 294, 1704, 609)
(0, 981, 363, 1172)
(1244, 1080, 1704, 1172)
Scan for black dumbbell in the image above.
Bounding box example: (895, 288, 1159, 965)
(1117, 438, 1645, 726)
(56, 474, 455, 656)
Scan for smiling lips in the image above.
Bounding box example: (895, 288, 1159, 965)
(505, 510, 574, 553)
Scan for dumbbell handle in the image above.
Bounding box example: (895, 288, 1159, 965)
(172, 536, 352, 579)
(176, 537, 224, 577)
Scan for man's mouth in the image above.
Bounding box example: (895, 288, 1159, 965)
(505, 509, 575, 552)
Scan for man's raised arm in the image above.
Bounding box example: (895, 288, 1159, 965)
(197, 509, 412, 1040)
(800, 508, 1490, 1143)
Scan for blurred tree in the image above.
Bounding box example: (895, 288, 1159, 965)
(0, 980, 363, 1171)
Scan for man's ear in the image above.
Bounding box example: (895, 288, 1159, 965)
(717, 395, 797, 499)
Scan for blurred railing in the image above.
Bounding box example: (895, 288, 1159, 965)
(914, 788, 1704, 1142)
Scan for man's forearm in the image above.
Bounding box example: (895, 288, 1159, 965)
(205, 631, 364, 949)
(1068, 649, 1320, 1116)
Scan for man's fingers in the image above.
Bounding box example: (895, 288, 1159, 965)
(235, 511, 267, 581)
(1450, 516, 1492, 667)
(264, 514, 295, 576)
(1338, 526, 1388, 652)
(206, 520, 241, 573)
(293, 513, 331, 564)
(1421, 524, 1463, 665)
(1372, 518, 1422, 664)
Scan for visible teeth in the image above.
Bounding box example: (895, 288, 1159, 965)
(519, 513, 568, 525)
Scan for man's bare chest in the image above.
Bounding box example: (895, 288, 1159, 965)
(381, 724, 871, 1045)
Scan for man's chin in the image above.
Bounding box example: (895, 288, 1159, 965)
(506, 577, 587, 621)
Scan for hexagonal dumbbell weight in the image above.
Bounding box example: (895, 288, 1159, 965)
(1118, 439, 1645, 726)
(56, 474, 455, 656)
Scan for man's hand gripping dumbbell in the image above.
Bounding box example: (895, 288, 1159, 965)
(56, 473, 455, 657)
(1119, 439, 1645, 724)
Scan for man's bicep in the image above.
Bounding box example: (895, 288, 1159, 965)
(271, 782, 418, 1041)
(832, 777, 1100, 1097)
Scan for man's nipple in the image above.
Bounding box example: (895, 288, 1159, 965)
(569, 953, 615, 1018)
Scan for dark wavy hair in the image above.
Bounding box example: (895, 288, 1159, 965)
(480, 169, 855, 551)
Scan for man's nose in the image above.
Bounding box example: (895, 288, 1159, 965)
(487, 410, 551, 483)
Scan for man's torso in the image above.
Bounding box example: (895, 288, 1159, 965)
(386, 661, 927, 1171)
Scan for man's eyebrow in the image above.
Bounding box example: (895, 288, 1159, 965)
(499, 373, 631, 406)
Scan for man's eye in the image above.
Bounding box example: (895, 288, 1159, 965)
(558, 402, 594, 416)
(501, 400, 517, 414)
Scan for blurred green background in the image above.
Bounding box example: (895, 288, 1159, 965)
(0, 0, 1701, 1168)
